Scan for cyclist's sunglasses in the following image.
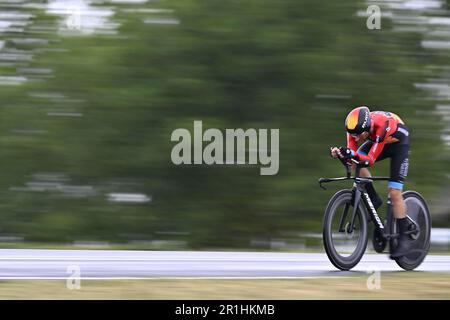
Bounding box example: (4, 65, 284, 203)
(350, 133, 360, 138)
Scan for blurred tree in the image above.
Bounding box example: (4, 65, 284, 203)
(0, 0, 447, 248)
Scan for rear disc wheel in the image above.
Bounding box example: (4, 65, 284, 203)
(390, 191, 431, 271)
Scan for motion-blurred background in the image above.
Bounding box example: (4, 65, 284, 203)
(0, 0, 448, 251)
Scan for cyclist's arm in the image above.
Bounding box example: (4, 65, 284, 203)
(354, 122, 390, 166)
(354, 140, 386, 166)
(346, 134, 358, 153)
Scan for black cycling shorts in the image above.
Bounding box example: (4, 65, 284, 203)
(357, 124, 410, 190)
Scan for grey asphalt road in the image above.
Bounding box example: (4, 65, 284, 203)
(0, 249, 449, 279)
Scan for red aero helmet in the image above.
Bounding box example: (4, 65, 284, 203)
(345, 106, 371, 135)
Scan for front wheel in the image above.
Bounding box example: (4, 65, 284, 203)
(323, 189, 368, 270)
(390, 191, 431, 271)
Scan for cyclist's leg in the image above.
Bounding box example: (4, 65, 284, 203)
(386, 128, 410, 219)
(360, 168, 371, 178)
(389, 142, 412, 258)
(390, 189, 406, 218)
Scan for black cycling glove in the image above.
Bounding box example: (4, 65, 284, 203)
(339, 146, 354, 159)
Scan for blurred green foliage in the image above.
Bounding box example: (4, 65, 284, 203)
(0, 0, 448, 248)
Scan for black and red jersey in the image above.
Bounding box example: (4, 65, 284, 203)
(347, 111, 406, 166)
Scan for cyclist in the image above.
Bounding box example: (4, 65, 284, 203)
(330, 106, 412, 258)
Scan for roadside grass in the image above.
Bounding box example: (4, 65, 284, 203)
(0, 272, 449, 299)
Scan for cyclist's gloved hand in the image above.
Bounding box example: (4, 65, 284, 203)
(338, 147, 354, 159)
(330, 147, 340, 158)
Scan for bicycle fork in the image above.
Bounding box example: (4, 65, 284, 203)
(340, 185, 386, 235)
(338, 187, 365, 234)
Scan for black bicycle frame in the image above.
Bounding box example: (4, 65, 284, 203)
(351, 179, 393, 238)
(319, 158, 395, 239)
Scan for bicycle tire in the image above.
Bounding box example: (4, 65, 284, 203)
(323, 189, 368, 271)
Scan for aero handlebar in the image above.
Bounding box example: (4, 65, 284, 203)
(318, 155, 389, 190)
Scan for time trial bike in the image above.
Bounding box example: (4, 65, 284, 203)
(318, 157, 431, 271)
